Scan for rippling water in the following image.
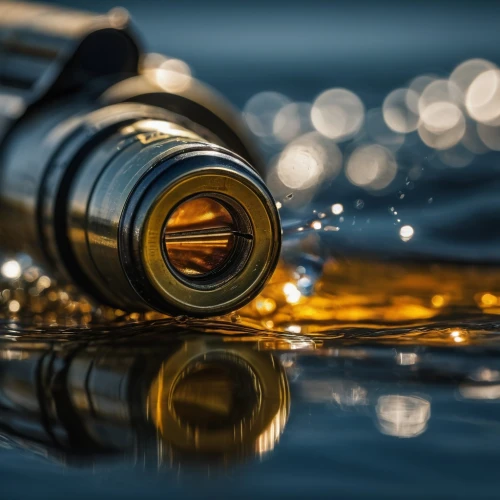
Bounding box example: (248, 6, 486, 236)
(3, 321, 500, 499)
(3, 0, 500, 498)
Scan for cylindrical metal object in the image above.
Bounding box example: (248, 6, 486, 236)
(0, 2, 281, 317)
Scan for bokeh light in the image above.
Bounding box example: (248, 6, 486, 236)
(273, 102, 313, 144)
(331, 203, 344, 215)
(407, 74, 437, 111)
(243, 91, 291, 141)
(283, 282, 301, 304)
(466, 69, 500, 125)
(1, 260, 21, 279)
(399, 225, 414, 242)
(346, 144, 398, 191)
(418, 79, 462, 115)
(144, 56, 193, 93)
(450, 58, 496, 94)
(382, 88, 419, 133)
(418, 101, 466, 150)
(311, 88, 365, 141)
(275, 132, 342, 191)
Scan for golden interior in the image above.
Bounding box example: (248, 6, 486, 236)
(171, 361, 258, 430)
(164, 197, 236, 277)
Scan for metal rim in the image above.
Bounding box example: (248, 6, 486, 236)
(120, 149, 281, 317)
(141, 165, 279, 315)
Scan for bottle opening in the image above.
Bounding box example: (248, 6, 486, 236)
(164, 196, 250, 279)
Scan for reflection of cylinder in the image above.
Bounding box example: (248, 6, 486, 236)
(0, 334, 289, 468)
(375, 395, 431, 438)
(148, 342, 289, 461)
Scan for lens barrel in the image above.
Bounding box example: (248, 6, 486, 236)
(0, 2, 281, 317)
(0, 102, 281, 316)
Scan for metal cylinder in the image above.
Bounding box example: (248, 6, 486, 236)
(0, 1, 281, 317)
(0, 99, 281, 316)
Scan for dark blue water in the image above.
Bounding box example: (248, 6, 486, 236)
(2, 322, 500, 500)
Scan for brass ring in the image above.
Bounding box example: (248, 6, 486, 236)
(142, 167, 279, 315)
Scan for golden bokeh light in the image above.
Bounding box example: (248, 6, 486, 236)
(283, 282, 301, 304)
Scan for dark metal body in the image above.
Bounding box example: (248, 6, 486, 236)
(0, 3, 281, 316)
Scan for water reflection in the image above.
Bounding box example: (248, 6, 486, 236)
(0, 330, 289, 468)
(2, 321, 500, 478)
(7, 253, 500, 332)
(376, 395, 431, 438)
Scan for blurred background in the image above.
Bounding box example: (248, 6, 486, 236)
(48, 0, 500, 263)
(51, 0, 500, 106)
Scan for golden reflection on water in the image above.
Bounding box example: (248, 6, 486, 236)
(0, 333, 289, 468)
(3, 255, 500, 347)
(3, 321, 500, 470)
(239, 259, 500, 333)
